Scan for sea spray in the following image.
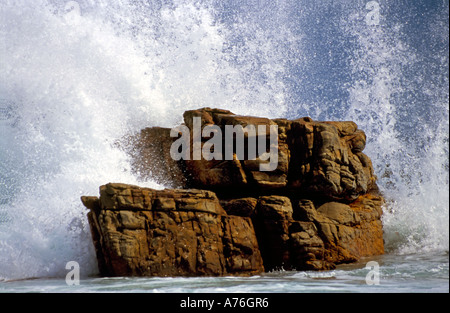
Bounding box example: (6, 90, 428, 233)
(342, 0, 449, 254)
(0, 0, 294, 280)
(0, 0, 448, 281)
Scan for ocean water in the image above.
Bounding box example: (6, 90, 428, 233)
(0, 0, 448, 293)
(1, 253, 448, 293)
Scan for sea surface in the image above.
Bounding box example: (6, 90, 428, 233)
(1, 253, 448, 293)
(0, 0, 448, 294)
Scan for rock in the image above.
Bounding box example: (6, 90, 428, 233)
(84, 183, 264, 277)
(286, 118, 375, 202)
(83, 108, 385, 277)
(84, 185, 384, 275)
(257, 196, 294, 220)
(253, 196, 294, 271)
(217, 192, 384, 272)
(129, 108, 376, 202)
(221, 197, 258, 217)
(183, 109, 289, 193)
(294, 189, 385, 265)
(125, 127, 186, 188)
(250, 195, 334, 271)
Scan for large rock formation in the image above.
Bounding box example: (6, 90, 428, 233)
(83, 183, 264, 277)
(129, 108, 377, 202)
(82, 108, 385, 277)
(229, 192, 384, 271)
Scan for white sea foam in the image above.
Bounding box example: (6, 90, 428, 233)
(0, 0, 294, 280)
(0, 0, 448, 281)
(342, 1, 449, 254)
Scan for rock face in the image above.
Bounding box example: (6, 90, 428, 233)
(83, 183, 264, 277)
(82, 108, 385, 277)
(131, 108, 377, 202)
(220, 191, 384, 272)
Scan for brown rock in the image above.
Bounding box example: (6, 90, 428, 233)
(125, 127, 186, 188)
(289, 221, 329, 271)
(253, 196, 293, 270)
(184, 156, 248, 189)
(183, 107, 234, 130)
(128, 108, 376, 201)
(222, 215, 265, 274)
(85, 183, 264, 277)
(252, 195, 334, 271)
(84, 183, 384, 276)
(287, 118, 376, 201)
(221, 197, 258, 217)
(257, 196, 293, 220)
(84, 108, 385, 277)
(294, 189, 385, 265)
(240, 188, 384, 272)
(181, 108, 288, 192)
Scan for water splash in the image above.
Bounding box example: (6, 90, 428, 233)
(0, 0, 448, 280)
(342, 1, 449, 254)
(0, 0, 295, 280)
